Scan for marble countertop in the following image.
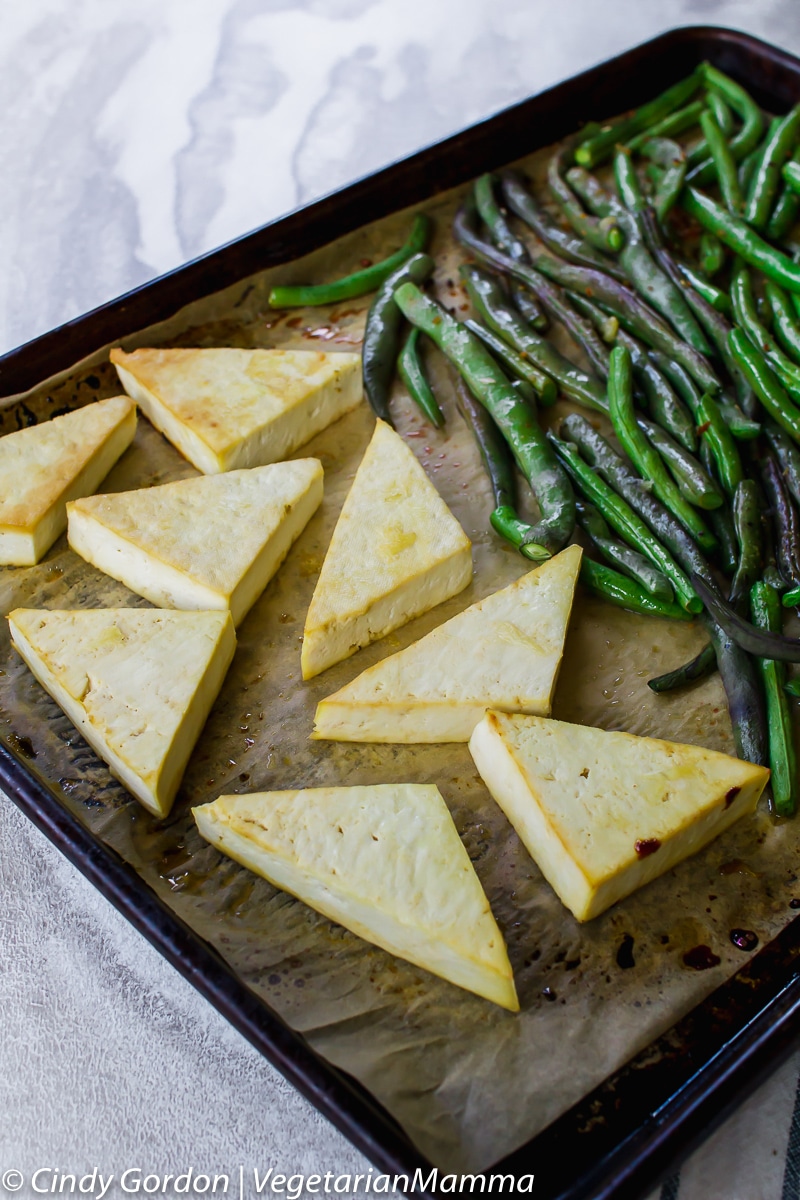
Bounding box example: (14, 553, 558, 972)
(2, 3, 800, 1198)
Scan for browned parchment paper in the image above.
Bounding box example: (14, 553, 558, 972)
(1, 145, 799, 1175)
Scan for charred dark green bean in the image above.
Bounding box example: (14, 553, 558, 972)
(764, 418, 800, 508)
(730, 479, 763, 606)
(761, 452, 800, 591)
(362, 252, 434, 423)
(694, 573, 800, 663)
(648, 643, 717, 692)
(395, 282, 575, 556)
(704, 612, 768, 765)
(751, 581, 797, 814)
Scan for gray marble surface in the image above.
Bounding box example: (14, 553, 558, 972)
(2, 2, 800, 1198)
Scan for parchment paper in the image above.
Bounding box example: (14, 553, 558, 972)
(1, 145, 799, 1175)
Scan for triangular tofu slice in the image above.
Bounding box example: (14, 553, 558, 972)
(8, 608, 235, 818)
(302, 419, 472, 679)
(0, 395, 136, 565)
(469, 711, 770, 922)
(193, 784, 518, 1010)
(110, 347, 361, 474)
(67, 459, 323, 626)
(313, 544, 581, 742)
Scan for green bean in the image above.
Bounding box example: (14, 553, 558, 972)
(461, 265, 608, 413)
(704, 612, 768, 766)
(580, 557, 692, 621)
(638, 415, 723, 509)
(574, 70, 702, 168)
(548, 136, 623, 252)
(708, 502, 739, 576)
(695, 390, 744, 498)
(473, 174, 548, 331)
(687, 65, 765, 184)
(549, 431, 701, 611)
(730, 260, 800, 402)
(675, 261, 732, 313)
(738, 147, 761, 194)
(571, 157, 712, 353)
(745, 108, 800, 231)
(362, 251, 434, 423)
(479, 256, 611, 379)
(639, 137, 687, 220)
(455, 377, 560, 559)
(648, 643, 717, 692)
(458, 198, 723, 394)
(647, 348, 759, 441)
(397, 326, 444, 427)
(500, 171, 629, 282)
(783, 160, 800, 194)
(751, 581, 797, 814)
(395, 282, 574, 556)
(607, 346, 716, 552)
(767, 148, 800, 240)
(560, 411, 715, 590)
(682, 186, 800, 293)
(627, 99, 705, 150)
(730, 479, 763, 606)
(764, 418, 800, 508)
(729, 327, 800, 443)
(565, 292, 619, 343)
(463, 319, 557, 404)
(638, 208, 755, 412)
(576, 500, 674, 601)
(700, 107, 744, 215)
(699, 232, 725, 276)
(708, 90, 734, 136)
(455, 377, 514, 510)
(269, 213, 430, 308)
(765, 280, 800, 366)
(614, 333, 696, 450)
(761, 452, 800, 592)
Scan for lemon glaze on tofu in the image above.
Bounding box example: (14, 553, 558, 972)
(193, 784, 519, 1011)
(8, 608, 236, 818)
(313, 544, 582, 742)
(469, 711, 770, 922)
(301, 419, 472, 680)
(110, 346, 361, 474)
(0, 395, 136, 566)
(67, 459, 323, 626)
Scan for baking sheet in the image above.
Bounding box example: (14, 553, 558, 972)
(2, 145, 799, 1177)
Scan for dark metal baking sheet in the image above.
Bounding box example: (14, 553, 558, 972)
(2, 23, 800, 1200)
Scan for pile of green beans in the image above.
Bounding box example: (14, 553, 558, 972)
(269, 63, 800, 803)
